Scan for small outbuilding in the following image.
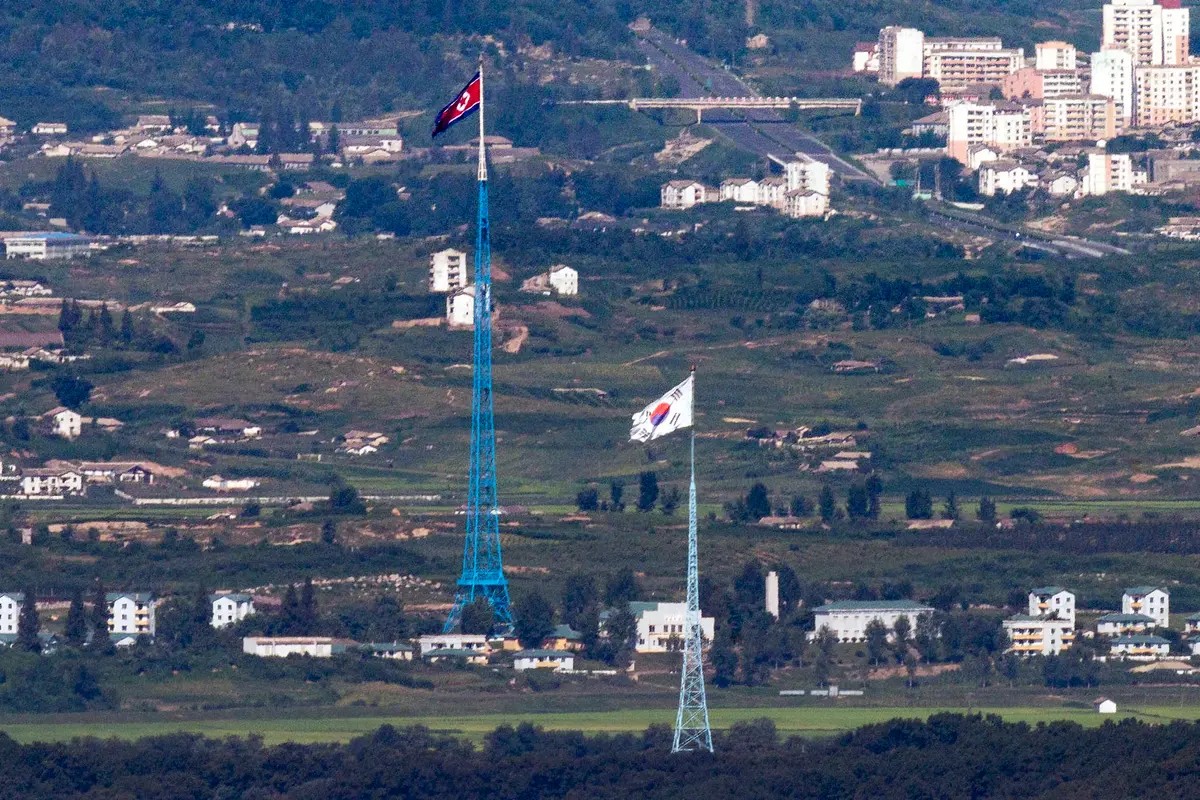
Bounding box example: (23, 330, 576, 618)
(1094, 697, 1117, 714)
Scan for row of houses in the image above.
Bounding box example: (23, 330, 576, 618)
(661, 160, 832, 219)
(429, 248, 580, 328)
(975, 147, 1146, 197)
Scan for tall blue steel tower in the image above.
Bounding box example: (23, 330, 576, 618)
(443, 62, 514, 633)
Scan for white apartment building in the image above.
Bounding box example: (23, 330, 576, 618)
(719, 178, 760, 203)
(243, 637, 350, 658)
(1133, 64, 1200, 127)
(1003, 615, 1075, 657)
(20, 468, 83, 496)
(1083, 151, 1137, 195)
(1096, 612, 1157, 636)
(1029, 587, 1076, 627)
(809, 600, 934, 643)
(417, 633, 489, 655)
(1109, 634, 1171, 660)
(1103, 0, 1189, 66)
(785, 160, 832, 196)
(1091, 49, 1135, 126)
(627, 601, 715, 653)
(446, 285, 476, 328)
(978, 162, 1038, 196)
(3, 233, 91, 260)
(429, 248, 468, 293)
(547, 264, 578, 296)
(1041, 95, 1118, 141)
(757, 176, 789, 208)
(210, 593, 255, 628)
(1036, 41, 1078, 71)
(108, 592, 156, 637)
(784, 190, 830, 219)
(1123, 586, 1170, 628)
(947, 102, 1032, 164)
(660, 180, 711, 209)
(0, 592, 22, 637)
(50, 408, 82, 439)
(878, 27, 925, 86)
(923, 44, 1024, 91)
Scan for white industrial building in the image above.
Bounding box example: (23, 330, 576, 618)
(3, 232, 91, 260)
(625, 601, 715, 653)
(243, 637, 351, 658)
(809, 600, 934, 643)
(1123, 586, 1170, 628)
(210, 593, 255, 628)
(429, 248, 468, 293)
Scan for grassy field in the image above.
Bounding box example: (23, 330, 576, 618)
(2, 704, 1199, 745)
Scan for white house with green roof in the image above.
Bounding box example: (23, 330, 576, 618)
(1028, 586, 1075, 626)
(1109, 634, 1170, 661)
(210, 593, 255, 628)
(1122, 587, 1169, 628)
(107, 592, 156, 637)
(1003, 614, 1075, 657)
(810, 600, 934, 643)
(1096, 612, 1156, 637)
(1185, 613, 1200, 636)
(513, 649, 575, 672)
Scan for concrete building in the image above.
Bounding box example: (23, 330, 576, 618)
(3, 233, 91, 260)
(1123, 586, 1170, 628)
(626, 601, 715, 653)
(947, 102, 1033, 164)
(765, 570, 779, 619)
(243, 637, 351, 657)
(878, 27, 926, 86)
(1103, 0, 1190, 66)
(1003, 614, 1075, 656)
(417, 633, 489, 655)
(108, 592, 156, 637)
(446, 285, 476, 328)
(783, 190, 829, 219)
(1095, 697, 1118, 714)
(810, 600, 934, 643)
(1133, 64, 1200, 127)
(210, 593, 255, 628)
(923, 40, 1025, 91)
(756, 176, 788, 208)
(513, 649, 575, 671)
(48, 407, 82, 439)
(1096, 612, 1157, 636)
(1041, 95, 1118, 141)
(429, 248, 468, 293)
(1091, 49, 1136, 126)
(1029, 587, 1076, 627)
(1083, 151, 1137, 195)
(719, 178, 761, 203)
(1035, 41, 1078, 71)
(1002, 68, 1084, 100)
(20, 468, 83, 496)
(1110, 633, 1171, 660)
(547, 264, 578, 296)
(785, 160, 832, 196)
(978, 161, 1038, 196)
(0, 592, 22, 637)
(660, 180, 711, 210)
(852, 42, 880, 73)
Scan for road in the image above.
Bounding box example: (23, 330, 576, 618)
(928, 207, 1131, 259)
(635, 28, 875, 182)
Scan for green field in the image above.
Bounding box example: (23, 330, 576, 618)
(3, 704, 1199, 745)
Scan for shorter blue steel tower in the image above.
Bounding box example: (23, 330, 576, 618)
(443, 62, 514, 633)
(673, 430, 713, 753)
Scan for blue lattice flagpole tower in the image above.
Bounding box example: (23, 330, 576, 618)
(673, 424, 714, 753)
(443, 60, 514, 633)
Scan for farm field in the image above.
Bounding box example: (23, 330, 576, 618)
(3, 703, 1200, 745)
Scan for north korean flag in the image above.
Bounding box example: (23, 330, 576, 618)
(432, 73, 482, 138)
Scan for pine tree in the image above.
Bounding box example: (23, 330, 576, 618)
(119, 309, 134, 344)
(89, 582, 109, 645)
(65, 588, 88, 646)
(300, 577, 317, 631)
(282, 584, 301, 632)
(321, 519, 337, 545)
(819, 485, 836, 523)
(17, 587, 39, 653)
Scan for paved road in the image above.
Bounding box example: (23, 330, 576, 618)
(928, 207, 1131, 259)
(636, 28, 875, 182)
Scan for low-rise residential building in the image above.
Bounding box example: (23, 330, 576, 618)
(719, 178, 760, 204)
(424, 647, 489, 665)
(1028, 587, 1076, 627)
(243, 637, 351, 658)
(1003, 614, 1075, 656)
(513, 649, 575, 671)
(429, 248, 468, 293)
(978, 161, 1038, 196)
(1083, 151, 1137, 195)
(784, 190, 829, 219)
(542, 624, 584, 652)
(810, 600, 935, 643)
(194, 418, 262, 439)
(45, 407, 82, 439)
(521, 264, 579, 297)
(202, 475, 260, 492)
(1185, 612, 1200, 635)
(661, 180, 711, 209)
(1123, 586, 1170, 628)
(417, 633, 489, 656)
(108, 592, 156, 637)
(1096, 612, 1157, 636)
(210, 593, 255, 628)
(447, 285, 476, 328)
(3, 232, 91, 260)
(31, 122, 68, 136)
(1045, 172, 1080, 196)
(1110, 634, 1170, 661)
(625, 601, 715, 653)
(19, 468, 84, 496)
(360, 641, 414, 660)
(0, 592, 22, 638)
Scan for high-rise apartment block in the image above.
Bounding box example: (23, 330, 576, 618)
(877, 27, 925, 85)
(947, 102, 1033, 164)
(923, 39, 1025, 90)
(1102, 0, 1190, 66)
(1090, 48, 1136, 125)
(1134, 64, 1200, 126)
(1035, 41, 1079, 71)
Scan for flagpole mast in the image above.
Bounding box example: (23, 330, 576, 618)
(477, 57, 488, 183)
(673, 365, 713, 753)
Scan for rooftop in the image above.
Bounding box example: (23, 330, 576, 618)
(814, 600, 934, 612)
(1125, 586, 1168, 596)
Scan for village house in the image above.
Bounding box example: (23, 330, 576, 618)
(1003, 614, 1075, 657)
(811, 600, 934, 643)
(513, 649, 575, 672)
(660, 180, 712, 209)
(1029, 587, 1075, 626)
(203, 475, 260, 492)
(70, 461, 154, 485)
(719, 178, 761, 204)
(108, 592, 156, 637)
(0, 280, 52, 297)
(0, 117, 16, 137)
(978, 161, 1038, 196)
(520, 264, 579, 297)
(0, 592, 22, 639)
(447, 285, 477, 328)
(425, 647, 489, 665)
(360, 642, 414, 660)
(43, 407, 82, 439)
(210, 593, 255, 628)
(1123, 587, 1170, 628)
(194, 417, 262, 439)
(1109, 634, 1171, 661)
(19, 468, 84, 497)
(542, 624, 584, 652)
(417, 633, 489, 656)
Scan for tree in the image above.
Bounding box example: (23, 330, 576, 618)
(561, 574, 597, 630)
(300, 578, 318, 631)
(321, 519, 338, 545)
(575, 487, 599, 512)
(745, 483, 771, 521)
(609, 480, 625, 512)
(17, 587, 39, 653)
(866, 474, 883, 519)
(601, 604, 638, 667)
(119, 309, 134, 344)
(819, 485, 837, 523)
(905, 489, 933, 520)
(89, 582, 109, 647)
(789, 495, 810, 517)
(514, 591, 556, 648)
(977, 496, 997, 522)
(604, 568, 641, 606)
(846, 483, 870, 520)
(943, 492, 960, 520)
(636, 471, 658, 512)
(659, 486, 682, 515)
(328, 480, 365, 514)
(865, 619, 890, 666)
(50, 373, 93, 409)
(460, 597, 495, 635)
(710, 631, 738, 687)
(65, 589, 88, 646)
